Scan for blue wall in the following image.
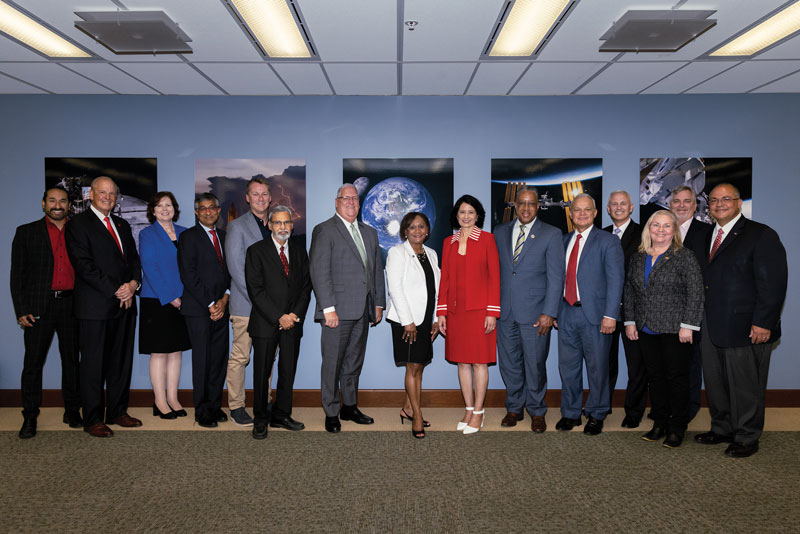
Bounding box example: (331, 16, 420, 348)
(0, 94, 797, 392)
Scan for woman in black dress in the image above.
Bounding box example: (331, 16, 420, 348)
(385, 212, 441, 438)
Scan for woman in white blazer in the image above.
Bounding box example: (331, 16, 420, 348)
(386, 212, 441, 439)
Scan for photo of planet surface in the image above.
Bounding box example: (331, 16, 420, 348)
(344, 158, 453, 258)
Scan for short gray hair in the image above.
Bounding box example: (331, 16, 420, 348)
(91, 176, 119, 194)
(607, 190, 631, 204)
(572, 193, 596, 209)
(337, 183, 357, 198)
(268, 205, 293, 220)
(194, 192, 219, 209)
(515, 186, 539, 202)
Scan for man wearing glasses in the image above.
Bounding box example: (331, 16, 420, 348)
(309, 184, 386, 433)
(695, 183, 787, 457)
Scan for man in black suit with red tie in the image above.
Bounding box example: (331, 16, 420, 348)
(178, 193, 231, 428)
(66, 177, 142, 438)
(602, 190, 646, 428)
(694, 183, 787, 458)
(245, 206, 312, 439)
(11, 187, 82, 439)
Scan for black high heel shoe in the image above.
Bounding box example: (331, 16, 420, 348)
(167, 403, 188, 417)
(411, 425, 425, 439)
(400, 409, 430, 428)
(153, 404, 178, 420)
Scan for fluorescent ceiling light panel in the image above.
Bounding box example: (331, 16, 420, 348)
(0, 1, 90, 58)
(230, 0, 311, 58)
(489, 0, 571, 57)
(711, 1, 800, 56)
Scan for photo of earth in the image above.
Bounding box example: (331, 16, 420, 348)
(360, 177, 436, 251)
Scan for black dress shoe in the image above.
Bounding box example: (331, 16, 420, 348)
(642, 425, 667, 442)
(725, 441, 759, 458)
(694, 431, 734, 445)
(252, 422, 268, 439)
(663, 432, 684, 448)
(325, 416, 341, 433)
(620, 415, 640, 429)
(195, 416, 218, 428)
(583, 416, 603, 435)
(270, 416, 305, 431)
(19, 417, 37, 439)
(215, 410, 228, 423)
(63, 411, 83, 428)
(340, 406, 374, 425)
(555, 417, 582, 431)
(171, 409, 188, 417)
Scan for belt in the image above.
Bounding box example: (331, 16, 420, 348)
(52, 290, 73, 299)
(563, 298, 581, 307)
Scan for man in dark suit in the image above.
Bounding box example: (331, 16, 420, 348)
(494, 186, 564, 432)
(557, 194, 624, 436)
(245, 206, 312, 439)
(602, 190, 646, 428)
(178, 193, 231, 428)
(66, 177, 142, 438)
(669, 185, 713, 421)
(309, 184, 386, 433)
(11, 187, 82, 438)
(694, 183, 787, 458)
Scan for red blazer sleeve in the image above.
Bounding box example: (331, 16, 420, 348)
(484, 232, 501, 318)
(436, 236, 451, 316)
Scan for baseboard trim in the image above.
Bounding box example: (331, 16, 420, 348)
(2, 389, 799, 408)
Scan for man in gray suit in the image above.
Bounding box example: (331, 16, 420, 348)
(494, 187, 564, 432)
(224, 177, 272, 426)
(309, 184, 386, 433)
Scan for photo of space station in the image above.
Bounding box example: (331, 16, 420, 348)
(491, 158, 603, 233)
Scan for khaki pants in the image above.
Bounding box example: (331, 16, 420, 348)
(226, 315, 271, 409)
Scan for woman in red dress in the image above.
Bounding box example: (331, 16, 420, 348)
(437, 195, 500, 434)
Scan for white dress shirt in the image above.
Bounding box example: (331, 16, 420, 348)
(611, 218, 631, 239)
(710, 212, 743, 253)
(511, 217, 535, 250)
(564, 225, 593, 302)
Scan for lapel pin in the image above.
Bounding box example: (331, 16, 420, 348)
(529, 233, 535, 240)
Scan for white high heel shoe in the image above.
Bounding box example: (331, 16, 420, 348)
(456, 407, 474, 431)
(463, 410, 485, 435)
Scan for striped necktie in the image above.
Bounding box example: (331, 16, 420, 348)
(513, 225, 526, 264)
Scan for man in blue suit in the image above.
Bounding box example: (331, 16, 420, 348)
(557, 193, 624, 435)
(494, 187, 565, 432)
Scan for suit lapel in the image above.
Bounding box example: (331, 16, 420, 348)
(710, 217, 746, 262)
(92, 212, 124, 258)
(649, 247, 674, 277)
(620, 223, 635, 251)
(514, 219, 535, 264)
(269, 240, 289, 281)
(334, 217, 366, 271)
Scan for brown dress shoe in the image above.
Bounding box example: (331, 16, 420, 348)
(109, 414, 143, 427)
(531, 415, 547, 433)
(501, 412, 523, 427)
(84, 422, 114, 438)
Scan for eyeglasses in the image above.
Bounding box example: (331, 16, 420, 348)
(708, 196, 740, 205)
(270, 220, 294, 226)
(337, 196, 359, 203)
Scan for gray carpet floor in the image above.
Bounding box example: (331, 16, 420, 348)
(2, 431, 799, 533)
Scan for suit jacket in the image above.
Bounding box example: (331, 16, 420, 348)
(385, 241, 440, 326)
(495, 218, 564, 323)
(65, 209, 141, 320)
(698, 216, 787, 348)
(10, 218, 62, 318)
(225, 212, 265, 317)
(138, 222, 187, 305)
(560, 227, 624, 325)
(177, 224, 231, 317)
(309, 215, 386, 322)
(623, 246, 704, 333)
(245, 236, 312, 339)
(603, 220, 641, 269)
(682, 218, 712, 263)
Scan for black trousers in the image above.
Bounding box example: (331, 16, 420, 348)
(78, 307, 137, 426)
(638, 332, 692, 433)
(252, 328, 302, 423)
(608, 321, 648, 420)
(21, 295, 81, 417)
(184, 314, 229, 421)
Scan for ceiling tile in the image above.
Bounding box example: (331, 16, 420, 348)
(403, 0, 505, 61)
(757, 33, 800, 60)
(62, 62, 157, 94)
(642, 60, 740, 94)
(689, 60, 800, 93)
(272, 63, 332, 95)
(0, 35, 48, 61)
(0, 62, 110, 93)
(467, 62, 527, 95)
(752, 68, 800, 92)
(402, 62, 475, 95)
(0, 71, 46, 93)
(300, 0, 397, 61)
(195, 63, 289, 95)
(324, 63, 396, 95)
(577, 61, 686, 94)
(115, 62, 223, 95)
(511, 62, 604, 95)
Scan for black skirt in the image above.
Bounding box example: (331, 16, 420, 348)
(389, 319, 433, 367)
(138, 297, 191, 354)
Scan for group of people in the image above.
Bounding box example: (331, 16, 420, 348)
(11, 177, 787, 456)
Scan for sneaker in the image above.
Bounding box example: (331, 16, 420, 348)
(230, 407, 254, 426)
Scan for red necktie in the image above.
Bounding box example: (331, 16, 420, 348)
(104, 216, 123, 254)
(565, 233, 582, 305)
(709, 228, 724, 261)
(210, 229, 223, 265)
(279, 245, 289, 277)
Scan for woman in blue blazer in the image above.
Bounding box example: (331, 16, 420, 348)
(138, 192, 191, 419)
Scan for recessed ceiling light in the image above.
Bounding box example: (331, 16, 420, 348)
(488, 0, 572, 57)
(0, 1, 90, 58)
(228, 0, 313, 58)
(711, 1, 800, 56)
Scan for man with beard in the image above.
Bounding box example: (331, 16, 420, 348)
(11, 187, 82, 439)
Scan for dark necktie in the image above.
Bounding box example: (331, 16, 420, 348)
(104, 216, 122, 254)
(279, 245, 289, 277)
(565, 233, 582, 305)
(210, 229, 223, 265)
